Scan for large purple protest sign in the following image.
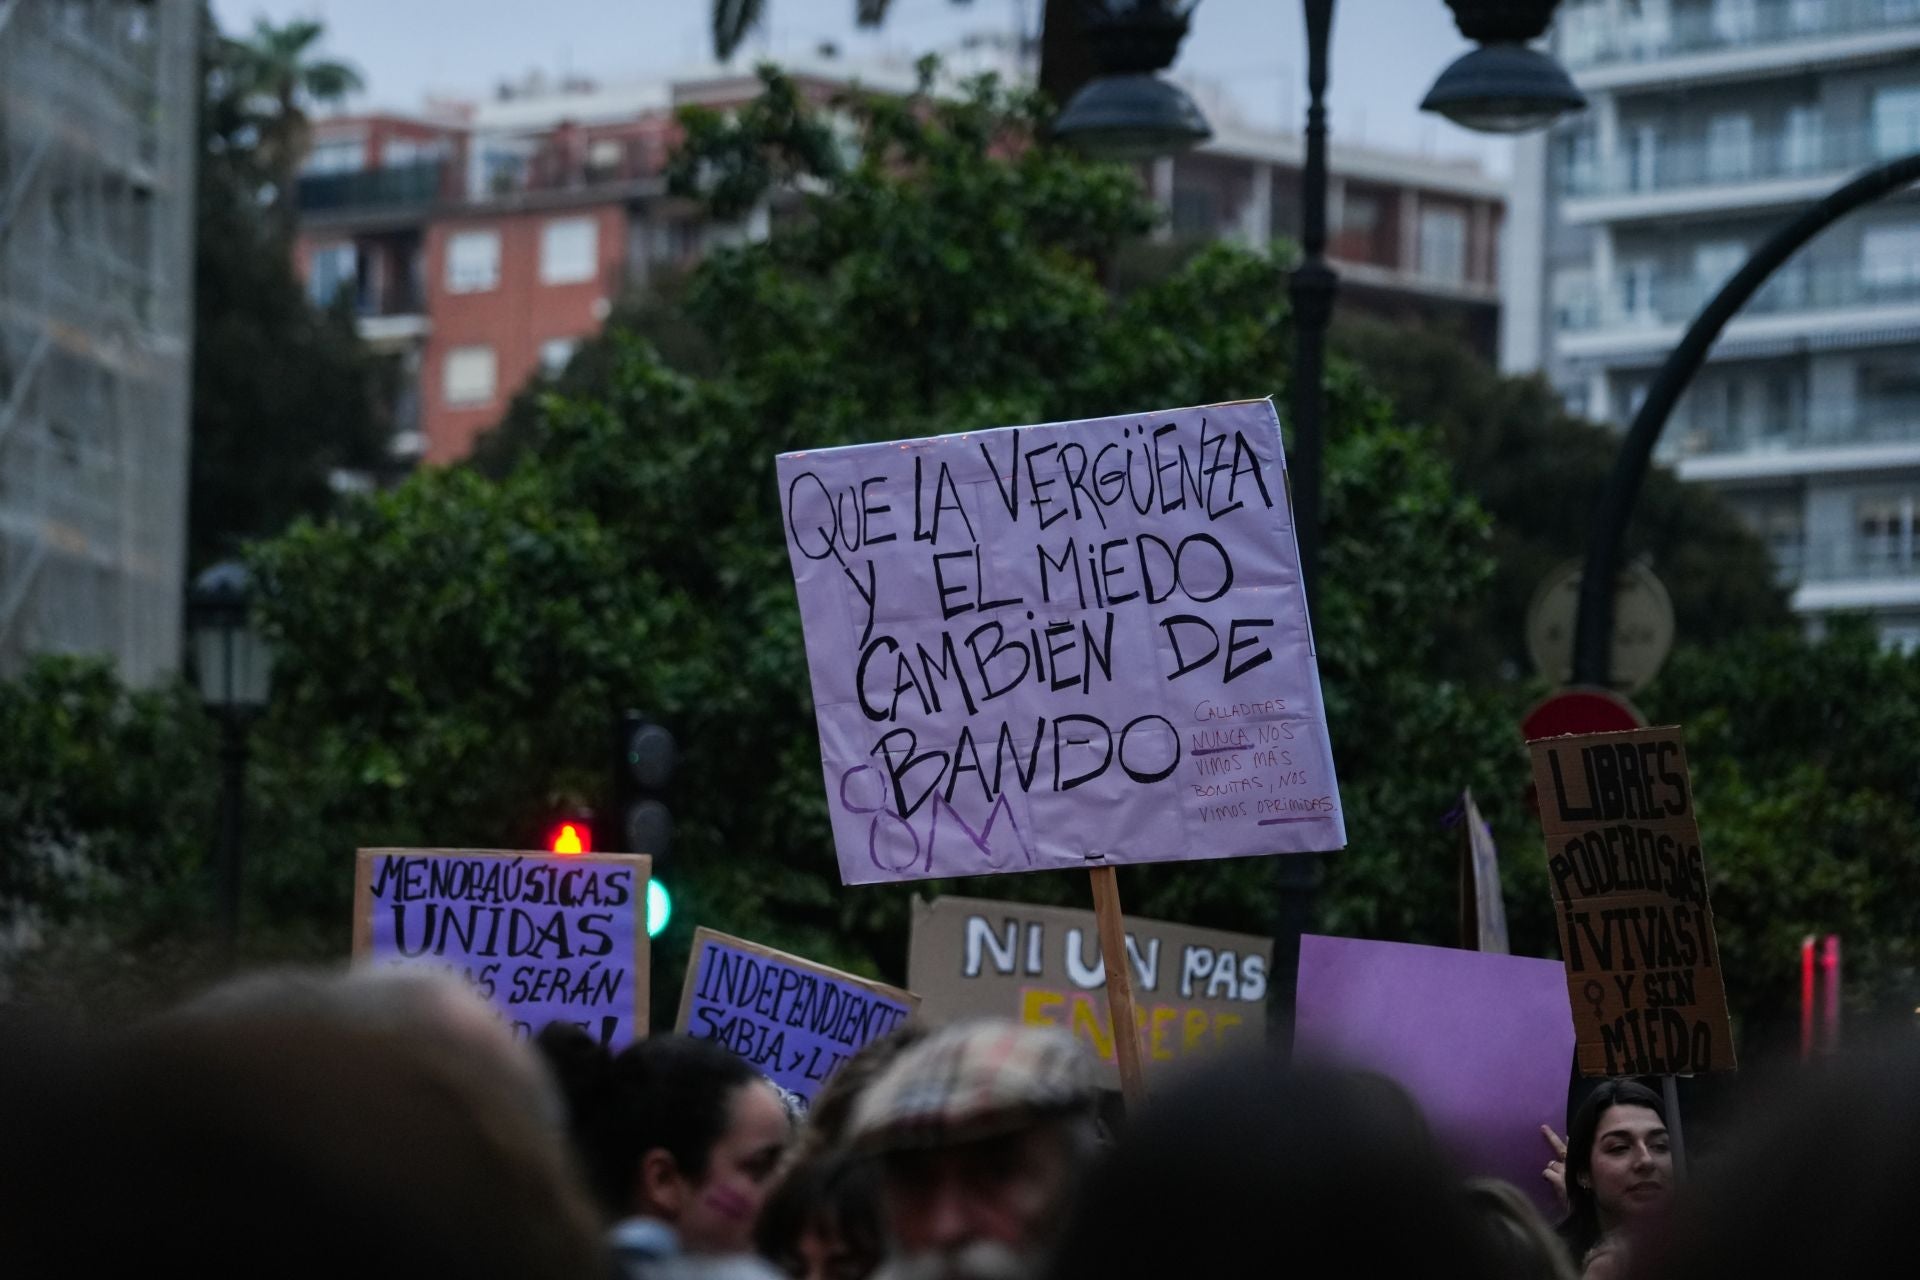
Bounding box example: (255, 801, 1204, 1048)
(1294, 935, 1574, 1218)
(353, 848, 650, 1049)
(777, 400, 1345, 886)
(676, 927, 918, 1109)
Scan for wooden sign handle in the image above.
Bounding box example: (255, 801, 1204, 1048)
(1088, 864, 1148, 1110)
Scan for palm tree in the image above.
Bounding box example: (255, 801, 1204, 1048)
(222, 17, 364, 232)
(711, 0, 1094, 110)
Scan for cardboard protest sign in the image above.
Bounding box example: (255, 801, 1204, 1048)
(1526, 727, 1735, 1077)
(353, 848, 649, 1049)
(1293, 935, 1575, 1219)
(777, 400, 1344, 884)
(907, 895, 1268, 1087)
(676, 927, 917, 1109)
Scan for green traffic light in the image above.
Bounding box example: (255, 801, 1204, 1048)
(647, 878, 672, 938)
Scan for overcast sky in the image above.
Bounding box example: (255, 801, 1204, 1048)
(209, 0, 1514, 176)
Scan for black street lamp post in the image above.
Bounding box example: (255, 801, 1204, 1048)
(1057, 1, 1583, 1045)
(188, 560, 273, 962)
(1572, 152, 1920, 686)
(1275, 0, 1582, 1043)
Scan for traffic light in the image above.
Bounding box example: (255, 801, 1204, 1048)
(544, 802, 594, 855)
(614, 710, 676, 938)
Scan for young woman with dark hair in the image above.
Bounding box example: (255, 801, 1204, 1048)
(1544, 1079, 1673, 1270)
(538, 1026, 792, 1274)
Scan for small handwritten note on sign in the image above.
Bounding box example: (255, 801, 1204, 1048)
(778, 400, 1345, 885)
(353, 848, 650, 1049)
(1526, 729, 1735, 1077)
(677, 928, 917, 1109)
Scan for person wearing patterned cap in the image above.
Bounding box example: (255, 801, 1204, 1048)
(846, 1021, 1100, 1280)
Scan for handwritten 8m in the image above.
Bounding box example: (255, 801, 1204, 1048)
(837, 711, 1180, 876)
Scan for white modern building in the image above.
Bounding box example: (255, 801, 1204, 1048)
(1504, 0, 1920, 647)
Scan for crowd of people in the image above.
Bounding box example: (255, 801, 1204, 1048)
(1, 965, 1910, 1277)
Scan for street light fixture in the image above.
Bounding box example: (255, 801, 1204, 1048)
(188, 560, 272, 961)
(1051, 1, 1211, 160)
(1049, 0, 1582, 1049)
(1421, 0, 1586, 134)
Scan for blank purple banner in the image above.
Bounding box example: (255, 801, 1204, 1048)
(1294, 934, 1574, 1219)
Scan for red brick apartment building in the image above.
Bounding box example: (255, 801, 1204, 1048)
(295, 68, 1502, 465)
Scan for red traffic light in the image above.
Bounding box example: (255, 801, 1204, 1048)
(549, 821, 590, 855)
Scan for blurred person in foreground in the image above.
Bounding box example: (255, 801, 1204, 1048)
(1625, 1034, 1918, 1278)
(539, 1026, 792, 1280)
(756, 1026, 929, 1280)
(1467, 1177, 1578, 1280)
(757, 1149, 887, 1280)
(1543, 1080, 1673, 1273)
(1045, 1053, 1495, 1280)
(184, 963, 566, 1129)
(0, 1007, 603, 1277)
(846, 1022, 1099, 1280)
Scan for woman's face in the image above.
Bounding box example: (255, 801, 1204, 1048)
(675, 1080, 792, 1255)
(1582, 1104, 1672, 1231)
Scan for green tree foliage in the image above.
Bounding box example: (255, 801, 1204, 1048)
(10, 68, 1888, 1059)
(1643, 619, 1920, 1048)
(219, 14, 365, 229)
(1333, 316, 1792, 681)
(190, 11, 390, 569)
(464, 69, 1518, 985)
(0, 658, 216, 1005)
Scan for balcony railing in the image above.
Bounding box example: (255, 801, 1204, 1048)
(1567, 117, 1920, 199)
(1800, 535, 1920, 581)
(1563, 0, 1920, 71)
(1659, 398, 1920, 459)
(297, 160, 447, 215)
(1559, 258, 1920, 332)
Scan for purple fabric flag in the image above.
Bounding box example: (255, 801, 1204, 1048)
(1294, 934, 1574, 1219)
(679, 930, 917, 1109)
(364, 851, 644, 1050)
(776, 400, 1345, 885)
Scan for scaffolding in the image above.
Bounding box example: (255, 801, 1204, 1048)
(0, 0, 197, 686)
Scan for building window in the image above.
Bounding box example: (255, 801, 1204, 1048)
(1620, 260, 1659, 324)
(1551, 267, 1594, 330)
(1417, 206, 1467, 284)
(540, 337, 579, 375)
(1171, 186, 1221, 237)
(382, 136, 445, 168)
(446, 229, 500, 293)
(1861, 223, 1920, 288)
(1694, 241, 1745, 290)
(302, 137, 366, 175)
(1712, 0, 1756, 43)
(1873, 86, 1920, 159)
(1733, 496, 1805, 582)
(1706, 113, 1752, 183)
(1333, 192, 1382, 261)
(1783, 106, 1823, 174)
(1857, 494, 1917, 572)
(443, 346, 497, 406)
(307, 243, 357, 307)
(1882, 621, 1920, 654)
(1628, 124, 1659, 191)
(1621, 0, 1671, 54)
(541, 217, 599, 285)
(587, 138, 624, 178)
